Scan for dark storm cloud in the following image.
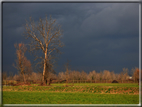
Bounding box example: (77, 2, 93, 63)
(2, 3, 139, 74)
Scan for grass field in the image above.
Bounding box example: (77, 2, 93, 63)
(2, 83, 139, 104)
(3, 91, 139, 104)
(51, 83, 139, 87)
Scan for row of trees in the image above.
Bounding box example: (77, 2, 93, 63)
(53, 68, 140, 83)
(3, 67, 140, 83)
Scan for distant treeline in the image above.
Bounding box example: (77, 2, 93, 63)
(2, 67, 140, 83)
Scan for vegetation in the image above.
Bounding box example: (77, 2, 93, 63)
(2, 15, 141, 105)
(3, 83, 139, 93)
(3, 67, 140, 85)
(13, 43, 32, 83)
(3, 83, 139, 104)
(3, 91, 139, 104)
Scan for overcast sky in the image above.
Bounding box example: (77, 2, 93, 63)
(2, 2, 139, 75)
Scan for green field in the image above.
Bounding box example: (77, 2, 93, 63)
(3, 91, 139, 104)
(2, 83, 139, 104)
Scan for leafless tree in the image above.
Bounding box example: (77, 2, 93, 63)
(24, 15, 64, 84)
(110, 71, 116, 81)
(115, 73, 119, 80)
(65, 60, 70, 86)
(68, 71, 74, 80)
(2, 71, 7, 81)
(102, 70, 111, 83)
(80, 70, 87, 80)
(76, 71, 82, 80)
(96, 73, 100, 81)
(88, 70, 97, 82)
(69, 70, 81, 80)
(58, 72, 66, 80)
(13, 43, 32, 83)
(7, 71, 14, 80)
(133, 67, 139, 84)
(99, 71, 103, 82)
(120, 68, 129, 83)
(30, 72, 42, 82)
(50, 72, 57, 79)
(13, 74, 20, 81)
(30, 72, 38, 81)
(131, 67, 139, 82)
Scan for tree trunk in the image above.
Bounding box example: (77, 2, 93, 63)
(46, 79, 47, 85)
(42, 52, 47, 84)
(23, 74, 26, 83)
(48, 78, 52, 86)
(42, 75, 45, 83)
(137, 79, 139, 85)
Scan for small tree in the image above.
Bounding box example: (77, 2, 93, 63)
(133, 68, 139, 84)
(58, 72, 66, 80)
(7, 71, 14, 80)
(131, 67, 139, 83)
(30, 72, 38, 81)
(120, 68, 129, 83)
(99, 71, 103, 82)
(69, 70, 81, 81)
(2, 71, 7, 81)
(110, 71, 116, 81)
(88, 70, 97, 82)
(80, 70, 87, 81)
(65, 60, 70, 86)
(13, 74, 20, 81)
(96, 73, 100, 82)
(13, 43, 32, 83)
(102, 70, 111, 83)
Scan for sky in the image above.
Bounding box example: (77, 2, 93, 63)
(2, 2, 139, 75)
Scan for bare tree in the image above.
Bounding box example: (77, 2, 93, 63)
(13, 74, 18, 80)
(69, 70, 81, 80)
(80, 70, 87, 80)
(13, 43, 32, 83)
(88, 70, 97, 82)
(76, 71, 82, 80)
(115, 73, 119, 80)
(58, 72, 66, 80)
(120, 68, 129, 83)
(65, 60, 70, 86)
(133, 67, 139, 84)
(99, 71, 103, 82)
(24, 16, 64, 84)
(102, 70, 111, 83)
(96, 73, 100, 82)
(2, 71, 7, 81)
(68, 70, 74, 80)
(110, 71, 116, 81)
(7, 71, 14, 80)
(131, 67, 139, 82)
(30, 72, 38, 81)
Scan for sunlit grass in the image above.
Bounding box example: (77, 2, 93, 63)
(3, 91, 139, 104)
(2, 83, 139, 104)
(51, 83, 139, 87)
(3, 84, 139, 95)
